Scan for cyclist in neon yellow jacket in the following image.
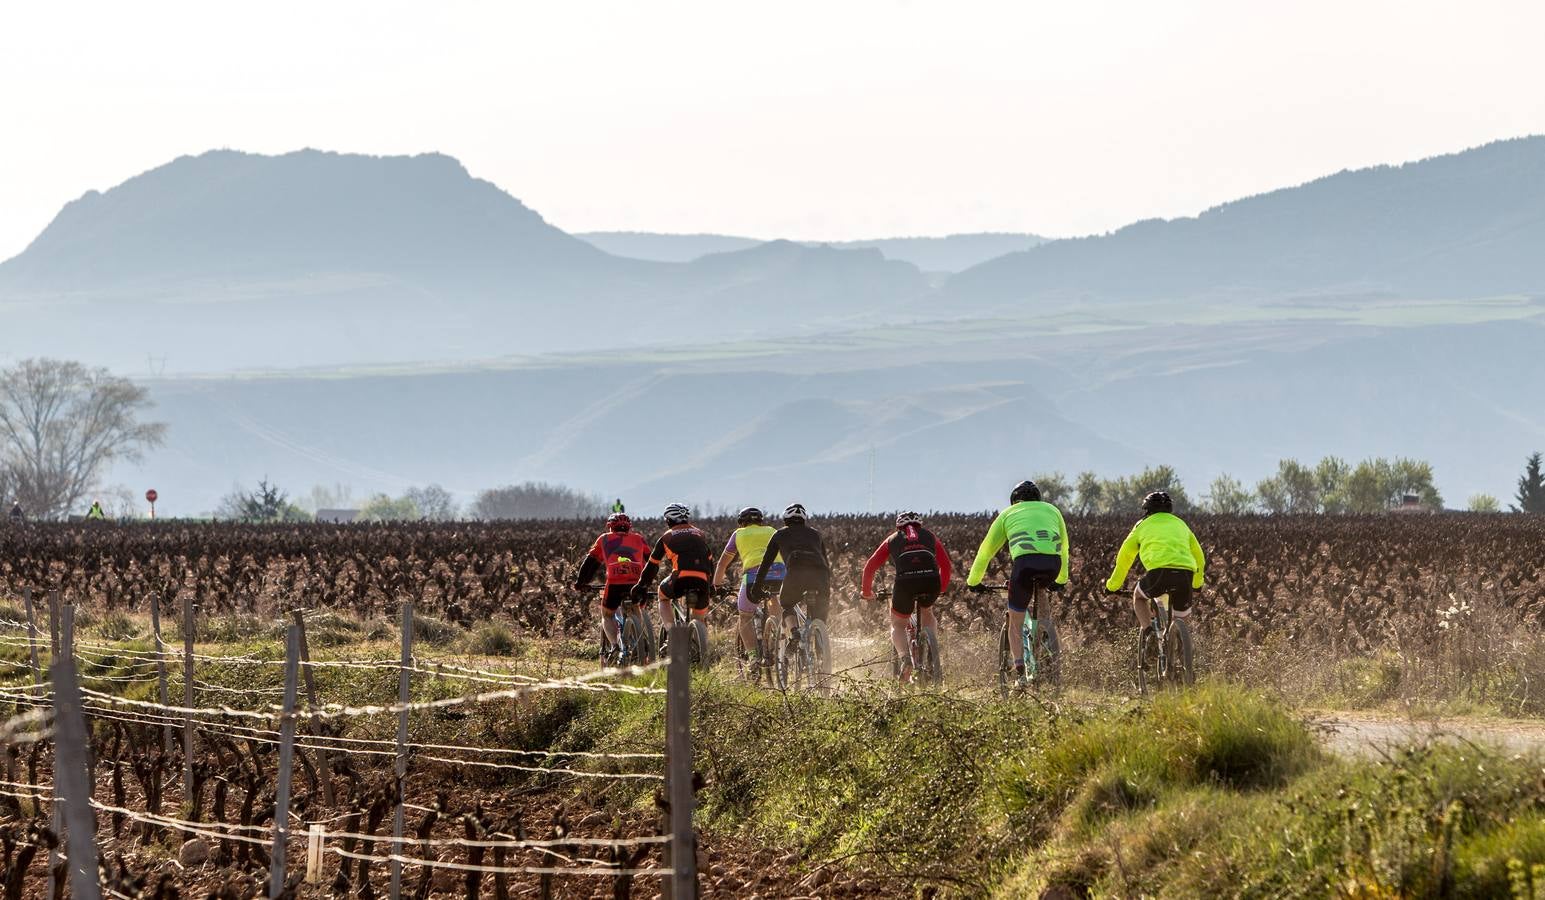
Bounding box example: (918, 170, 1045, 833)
(965, 480, 1069, 680)
(1105, 491, 1206, 631)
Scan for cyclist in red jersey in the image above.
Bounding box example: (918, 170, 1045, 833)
(862, 511, 953, 682)
(574, 512, 652, 654)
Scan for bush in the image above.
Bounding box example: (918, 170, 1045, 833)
(468, 622, 519, 657)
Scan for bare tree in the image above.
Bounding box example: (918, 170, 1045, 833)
(0, 359, 168, 519)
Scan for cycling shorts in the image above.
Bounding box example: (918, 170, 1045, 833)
(776, 568, 831, 623)
(1009, 554, 1062, 613)
(738, 567, 783, 614)
(661, 574, 712, 611)
(891, 575, 940, 617)
(1138, 568, 1194, 613)
(598, 584, 632, 612)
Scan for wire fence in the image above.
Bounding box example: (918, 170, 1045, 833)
(0, 587, 699, 900)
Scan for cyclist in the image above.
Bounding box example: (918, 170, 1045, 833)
(748, 503, 831, 657)
(574, 512, 652, 658)
(964, 480, 1069, 683)
(713, 506, 785, 667)
(630, 503, 716, 632)
(1105, 491, 1205, 632)
(861, 511, 952, 683)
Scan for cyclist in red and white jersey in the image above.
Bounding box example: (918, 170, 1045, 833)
(862, 511, 953, 682)
(574, 512, 652, 653)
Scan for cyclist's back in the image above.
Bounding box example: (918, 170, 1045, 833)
(1106, 491, 1205, 624)
(632, 504, 716, 620)
(751, 503, 831, 623)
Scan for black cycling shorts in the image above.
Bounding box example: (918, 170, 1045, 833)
(599, 584, 632, 611)
(776, 568, 831, 623)
(1009, 554, 1062, 613)
(891, 575, 940, 617)
(1138, 568, 1194, 613)
(661, 574, 712, 611)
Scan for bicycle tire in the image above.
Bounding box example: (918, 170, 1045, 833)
(1165, 619, 1195, 687)
(996, 622, 1012, 699)
(619, 615, 640, 667)
(808, 619, 831, 690)
(690, 616, 710, 669)
(1136, 627, 1159, 696)
(759, 613, 779, 685)
(917, 627, 941, 685)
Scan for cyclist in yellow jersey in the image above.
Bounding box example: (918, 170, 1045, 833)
(965, 480, 1070, 680)
(712, 506, 786, 664)
(1105, 491, 1205, 630)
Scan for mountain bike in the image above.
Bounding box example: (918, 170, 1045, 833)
(875, 589, 942, 685)
(775, 587, 831, 692)
(1135, 589, 1194, 694)
(583, 586, 656, 667)
(734, 584, 782, 685)
(981, 581, 1060, 696)
(656, 586, 711, 670)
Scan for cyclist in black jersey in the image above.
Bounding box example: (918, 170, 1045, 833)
(748, 503, 831, 655)
(631, 503, 716, 630)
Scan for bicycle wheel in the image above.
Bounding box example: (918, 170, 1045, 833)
(619, 615, 640, 667)
(1135, 626, 1159, 696)
(808, 619, 831, 690)
(1165, 619, 1195, 687)
(996, 622, 1012, 699)
(690, 616, 710, 669)
(917, 628, 941, 686)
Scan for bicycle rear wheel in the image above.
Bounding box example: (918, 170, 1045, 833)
(996, 622, 1012, 698)
(1135, 626, 1160, 696)
(619, 615, 641, 667)
(916, 628, 941, 686)
(1164, 619, 1195, 687)
(808, 619, 831, 691)
(690, 616, 710, 669)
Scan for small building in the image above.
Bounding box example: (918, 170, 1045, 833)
(315, 508, 360, 524)
(1391, 494, 1429, 514)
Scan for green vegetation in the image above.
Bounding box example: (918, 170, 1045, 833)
(1517, 452, 1545, 514)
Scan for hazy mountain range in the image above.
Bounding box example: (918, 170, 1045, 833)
(3, 138, 1544, 513)
(576, 231, 1046, 273)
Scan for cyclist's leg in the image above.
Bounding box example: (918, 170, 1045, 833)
(888, 581, 917, 677)
(1006, 563, 1033, 668)
(599, 585, 626, 648)
(685, 578, 712, 618)
(657, 576, 675, 629)
(1131, 584, 1153, 630)
(735, 575, 759, 656)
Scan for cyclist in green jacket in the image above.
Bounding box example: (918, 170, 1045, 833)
(1105, 491, 1206, 631)
(965, 480, 1069, 680)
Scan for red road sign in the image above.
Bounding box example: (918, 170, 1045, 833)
(145, 489, 158, 504)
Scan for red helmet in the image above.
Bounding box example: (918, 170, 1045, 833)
(606, 512, 632, 532)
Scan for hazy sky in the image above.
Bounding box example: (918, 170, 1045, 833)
(3, 0, 1544, 260)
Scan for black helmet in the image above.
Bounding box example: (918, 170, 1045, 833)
(737, 506, 764, 526)
(1142, 491, 1173, 514)
(1010, 480, 1041, 504)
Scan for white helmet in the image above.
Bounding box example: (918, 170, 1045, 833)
(783, 503, 808, 523)
(663, 503, 691, 526)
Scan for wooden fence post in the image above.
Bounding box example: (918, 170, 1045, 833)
(50, 654, 102, 900)
(389, 601, 413, 900)
(292, 609, 335, 805)
(181, 593, 197, 812)
(665, 623, 697, 900)
(47, 589, 61, 666)
(46, 601, 74, 900)
(269, 623, 301, 899)
(150, 595, 173, 755)
(22, 587, 40, 684)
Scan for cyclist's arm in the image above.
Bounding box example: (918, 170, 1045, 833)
(860, 539, 890, 597)
(575, 554, 602, 587)
(1055, 507, 1071, 585)
(1104, 528, 1140, 591)
(712, 537, 737, 588)
(965, 512, 1008, 586)
(633, 536, 669, 592)
(1189, 530, 1206, 589)
(935, 537, 953, 593)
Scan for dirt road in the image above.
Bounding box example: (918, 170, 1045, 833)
(1314, 711, 1545, 758)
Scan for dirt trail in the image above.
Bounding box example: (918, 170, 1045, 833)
(1313, 712, 1545, 758)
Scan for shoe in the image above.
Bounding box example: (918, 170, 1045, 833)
(899, 663, 914, 685)
(1014, 662, 1027, 686)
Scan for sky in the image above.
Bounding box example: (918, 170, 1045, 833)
(3, 0, 1545, 260)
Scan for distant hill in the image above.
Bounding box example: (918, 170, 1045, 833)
(946, 136, 1545, 306)
(0, 150, 928, 371)
(579, 231, 1045, 272)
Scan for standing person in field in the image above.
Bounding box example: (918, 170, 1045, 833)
(7, 501, 21, 524)
(86, 499, 106, 521)
(1105, 491, 1205, 631)
(964, 480, 1070, 683)
(861, 511, 953, 683)
(574, 512, 652, 659)
(748, 503, 831, 657)
(631, 503, 716, 631)
(713, 506, 785, 667)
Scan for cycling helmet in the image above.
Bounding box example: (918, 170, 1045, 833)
(737, 506, 764, 526)
(663, 502, 691, 526)
(1010, 480, 1041, 504)
(895, 510, 923, 529)
(1141, 491, 1174, 514)
(782, 503, 808, 523)
(606, 512, 632, 532)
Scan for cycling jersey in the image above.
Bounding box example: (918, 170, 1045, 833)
(723, 525, 785, 581)
(861, 525, 953, 596)
(635, 525, 715, 592)
(576, 531, 653, 587)
(965, 501, 1069, 587)
(748, 522, 828, 601)
(1105, 513, 1205, 591)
